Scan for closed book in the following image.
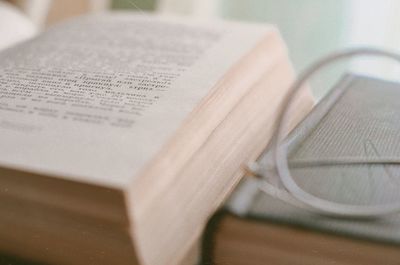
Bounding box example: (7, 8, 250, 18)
(204, 75, 400, 265)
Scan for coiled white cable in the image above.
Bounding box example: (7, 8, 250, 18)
(262, 48, 400, 218)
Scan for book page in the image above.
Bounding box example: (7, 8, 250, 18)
(0, 13, 268, 187)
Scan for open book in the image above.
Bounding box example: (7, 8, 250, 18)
(0, 13, 312, 265)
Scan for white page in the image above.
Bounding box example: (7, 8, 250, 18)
(0, 13, 269, 188)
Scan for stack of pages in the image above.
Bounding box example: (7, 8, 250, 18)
(0, 13, 313, 265)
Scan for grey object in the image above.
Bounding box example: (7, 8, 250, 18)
(228, 73, 400, 243)
(283, 74, 400, 207)
(245, 49, 400, 218)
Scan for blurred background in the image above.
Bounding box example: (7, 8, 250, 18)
(2, 0, 400, 97)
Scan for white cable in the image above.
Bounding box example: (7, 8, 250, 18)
(268, 48, 400, 218)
